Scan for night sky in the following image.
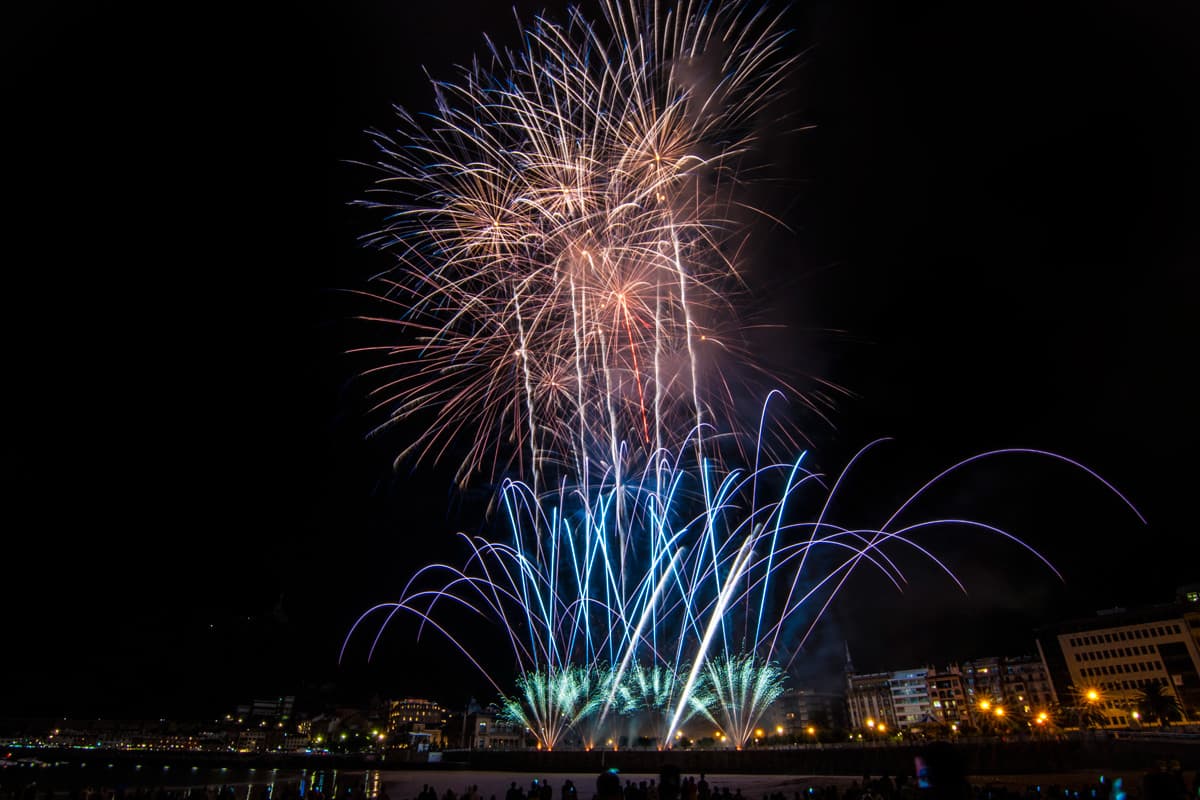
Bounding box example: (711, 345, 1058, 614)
(5, 0, 1197, 720)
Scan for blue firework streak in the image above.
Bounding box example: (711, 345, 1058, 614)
(342, 411, 1143, 749)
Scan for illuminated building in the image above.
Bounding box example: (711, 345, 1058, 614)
(387, 698, 447, 750)
(961, 656, 1055, 710)
(1035, 584, 1200, 727)
(846, 672, 897, 731)
(890, 668, 934, 728)
(927, 666, 968, 724)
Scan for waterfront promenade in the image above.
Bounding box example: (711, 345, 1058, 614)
(9, 732, 1196, 777)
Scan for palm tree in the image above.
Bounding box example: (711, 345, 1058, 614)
(1136, 682, 1183, 728)
(1064, 685, 1107, 730)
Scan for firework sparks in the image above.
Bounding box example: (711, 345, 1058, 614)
(341, 420, 1143, 748)
(353, 0, 810, 488)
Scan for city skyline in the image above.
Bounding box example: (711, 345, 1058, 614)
(5, 0, 1197, 720)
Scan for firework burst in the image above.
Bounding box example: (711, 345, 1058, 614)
(353, 0, 815, 489)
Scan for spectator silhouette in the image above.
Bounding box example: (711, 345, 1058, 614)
(914, 741, 971, 800)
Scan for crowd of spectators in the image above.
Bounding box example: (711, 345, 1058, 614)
(2, 756, 1196, 800)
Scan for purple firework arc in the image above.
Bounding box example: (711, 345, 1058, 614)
(341, 407, 1143, 749)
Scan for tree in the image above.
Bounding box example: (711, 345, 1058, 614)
(1064, 686, 1107, 730)
(1136, 682, 1183, 728)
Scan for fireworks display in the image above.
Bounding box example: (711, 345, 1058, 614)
(343, 417, 1141, 748)
(342, 0, 1144, 751)
(352, 0, 805, 489)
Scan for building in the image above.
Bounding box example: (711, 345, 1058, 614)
(890, 668, 934, 728)
(846, 671, 897, 731)
(232, 696, 295, 725)
(960, 658, 1003, 704)
(387, 698, 447, 750)
(926, 666, 968, 725)
(250, 696, 295, 720)
(1002, 654, 1056, 709)
(444, 703, 526, 749)
(959, 655, 1055, 712)
(1034, 585, 1200, 727)
(848, 655, 1055, 733)
(768, 688, 846, 736)
(388, 698, 446, 730)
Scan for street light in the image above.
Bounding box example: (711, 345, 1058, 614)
(1078, 688, 1103, 731)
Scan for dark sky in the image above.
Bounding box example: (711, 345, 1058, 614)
(4, 0, 1197, 720)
